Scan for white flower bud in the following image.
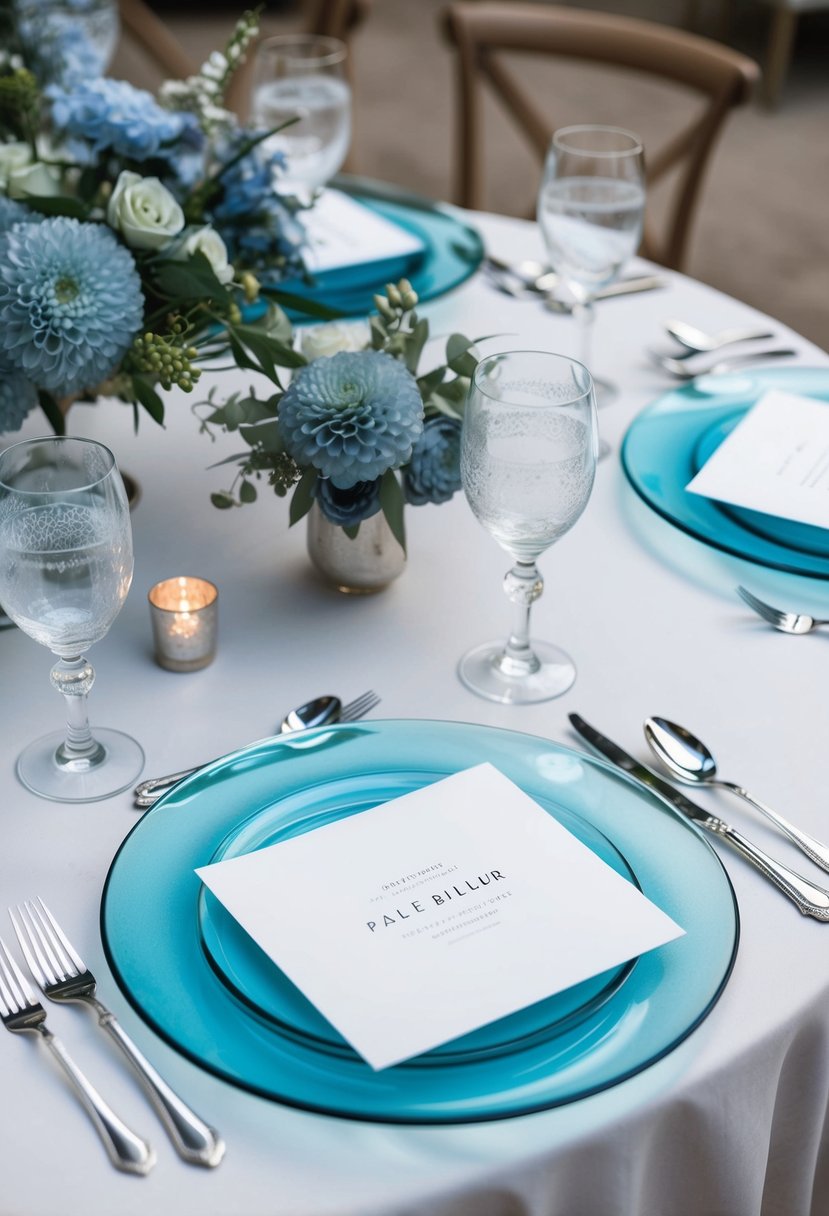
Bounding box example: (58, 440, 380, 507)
(0, 141, 33, 191)
(301, 321, 370, 361)
(7, 160, 61, 199)
(172, 225, 235, 285)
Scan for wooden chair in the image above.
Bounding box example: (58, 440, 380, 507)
(442, 3, 759, 271)
(117, 0, 197, 82)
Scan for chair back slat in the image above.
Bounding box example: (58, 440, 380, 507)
(443, 1, 759, 270)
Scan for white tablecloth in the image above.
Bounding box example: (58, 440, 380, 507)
(2, 209, 829, 1216)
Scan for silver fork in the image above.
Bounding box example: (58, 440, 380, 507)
(11, 899, 225, 1168)
(737, 586, 829, 635)
(133, 689, 382, 809)
(0, 934, 154, 1175)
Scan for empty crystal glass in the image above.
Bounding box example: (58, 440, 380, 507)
(0, 436, 143, 801)
(458, 351, 598, 704)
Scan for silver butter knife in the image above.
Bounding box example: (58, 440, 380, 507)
(568, 713, 829, 922)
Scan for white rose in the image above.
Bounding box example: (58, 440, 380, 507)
(7, 160, 62, 199)
(107, 170, 185, 251)
(301, 321, 370, 361)
(173, 225, 234, 285)
(0, 141, 34, 190)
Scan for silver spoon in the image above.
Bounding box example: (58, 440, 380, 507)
(654, 348, 796, 379)
(666, 318, 776, 353)
(133, 690, 380, 807)
(644, 716, 829, 872)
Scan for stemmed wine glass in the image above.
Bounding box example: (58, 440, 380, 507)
(537, 125, 646, 404)
(250, 33, 352, 203)
(458, 350, 598, 704)
(0, 436, 144, 802)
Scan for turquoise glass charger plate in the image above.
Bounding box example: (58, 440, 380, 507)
(276, 175, 483, 318)
(621, 367, 829, 577)
(101, 720, 738, 1124)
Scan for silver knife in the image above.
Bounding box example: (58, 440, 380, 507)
(568, 713, 829, 922)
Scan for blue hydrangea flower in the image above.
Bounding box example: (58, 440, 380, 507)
(46, 78, 186, 161)
(404, 416, 463, 505)
(278, 351, 424, 489)
(209, 137, 306, 278)
(314, 477, 382, 527)
(0, 197, 43, 236)
(0, 368, 38, 434)
(0, 216, 143, 395)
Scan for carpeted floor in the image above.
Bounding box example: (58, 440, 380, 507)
(115, 1, 828, 347)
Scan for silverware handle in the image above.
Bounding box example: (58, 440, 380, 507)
(595, 275, 665, 300)
(38, 1026, 155, 1175)
(720, 782, 829, 874)
(707, 348, 797, 373)
(133, 767, 199, 799)
(717, 824, 829, 920)
(98, 1011, 225, 1167)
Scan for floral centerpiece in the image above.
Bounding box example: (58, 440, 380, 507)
(200, 279, 481, 550)
(0, 4, 316, 435)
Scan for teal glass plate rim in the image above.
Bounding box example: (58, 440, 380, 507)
(100, 719, 739, 1125)
(279, 175, 484, 319)
(621, 366, 829, 578)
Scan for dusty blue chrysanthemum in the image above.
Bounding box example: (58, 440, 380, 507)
(314, 477, 381, 526)
(0, 368, 38, 434)
(0, 197, 42, 236)
(278, 351, 423, 489)
(0, 216, 143, 395)
(404, 416, 463, 505)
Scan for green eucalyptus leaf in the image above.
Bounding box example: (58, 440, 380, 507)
(131, 376, 165, 424)
(342, 523, 360, 540)
(379, 469, 406, 552)
(289, 466, 318, 525)
(24, 194, 89, 220)
(239, 479, 257, 504)
(153, 252, 228, 302)
(239, 419, 283, 451)
(417, 365, 448, 394)
(211, 491, 237, 509)
(403, 317, 429, 373)
(37, 391, 65, 435)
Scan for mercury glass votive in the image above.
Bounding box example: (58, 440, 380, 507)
(148, 577, 218, 672)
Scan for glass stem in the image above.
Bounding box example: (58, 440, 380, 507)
(573, 297, 596, 376)
(496, 561, 544, 678)
(50, 656, 106, 771)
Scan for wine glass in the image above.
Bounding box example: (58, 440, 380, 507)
(250, 33, 351, 203)
(0, 436, 144, 802)
(537, 125, 645, 403)
(458, 350, 598, 704)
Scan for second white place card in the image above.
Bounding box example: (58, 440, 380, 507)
(196, 764, 684, 1070)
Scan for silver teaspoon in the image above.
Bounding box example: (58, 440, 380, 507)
(133, 691, 379, 807)
(644, 716, 829, 872)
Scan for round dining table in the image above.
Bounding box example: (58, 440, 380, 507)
(1, 201, 828, 1216)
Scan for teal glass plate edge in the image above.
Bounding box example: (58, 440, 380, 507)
(279, 175, 484, 319)
(621, 367, 829, 578)
(100, 720, 738, 1125)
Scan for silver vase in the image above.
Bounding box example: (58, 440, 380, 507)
(306, 503, 406, 594)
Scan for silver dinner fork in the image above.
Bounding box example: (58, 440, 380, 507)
(0, 934, 154, 1175)
(737, 585, 829, 635)
(10, 899, 225, 1168)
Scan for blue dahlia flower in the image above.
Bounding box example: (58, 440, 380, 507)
(314, 477, 382, 527)
(46, 78, 186, 161)
(404, 416, 463, 506)
(278, 351, 424, 489)
(0, 197, 42, 236)
(0, 216, 143, 396)
(0, 369, 38, 434)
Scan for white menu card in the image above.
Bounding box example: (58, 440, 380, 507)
(301, 189, 424, 274)
(196, 764, 684, 1070)
(686, 389, 829, 528)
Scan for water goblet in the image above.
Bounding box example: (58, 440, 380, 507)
(250, 33, 351, 203)
(0, 436, 144, 802)
(537, 125, 646, 405)
(458, 350, 598, 704)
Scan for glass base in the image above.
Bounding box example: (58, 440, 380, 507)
(458, 639, 577, 704)
(17, 728, 145, 803)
